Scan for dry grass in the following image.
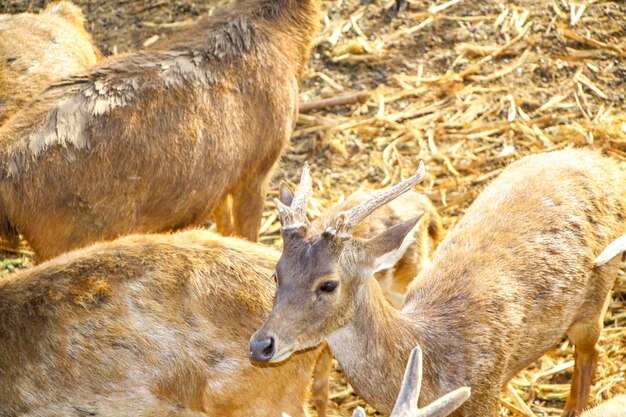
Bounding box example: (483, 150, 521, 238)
(283, 1, 626, 416)
(1, 0, 625, 416)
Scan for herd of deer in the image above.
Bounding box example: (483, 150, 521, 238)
(0, 1, 624, 416)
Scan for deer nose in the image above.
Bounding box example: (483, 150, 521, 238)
(249, 336, 275, 362)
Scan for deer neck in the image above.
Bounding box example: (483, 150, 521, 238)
(326, 277, 449, 414)
(257, 0, 321, 76)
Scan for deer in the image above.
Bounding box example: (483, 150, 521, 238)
(250, 148, 626, 417)
(304, 186, 444, 417)
(581, 395, 626, 417)
(0, 228, 322, 417)
(0, 0, 322, 261)
(0, 1, 100, 126)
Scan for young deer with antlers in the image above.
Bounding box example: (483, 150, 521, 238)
(0, 0, 321, 260)
(0, 229, 320, 417)
(251, 149, 626, 417)
(306, 188, 443, 417)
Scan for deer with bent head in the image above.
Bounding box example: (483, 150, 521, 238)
(0, 1, 100, 126)
(0, 229, 320, 417)
(0, 0, 321, 261)
(251, 148, 626, 417)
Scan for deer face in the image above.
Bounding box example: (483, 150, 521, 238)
(250, 163, 425, 363)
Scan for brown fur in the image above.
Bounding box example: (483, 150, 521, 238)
(0, 1, 100, 127)
(0, 0, 322, 260)
(252, 148, 626, 417)
(581, 395, 626, 417)
(0, 229, 319, 417)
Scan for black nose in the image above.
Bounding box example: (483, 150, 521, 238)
(250, 336, 275, 362)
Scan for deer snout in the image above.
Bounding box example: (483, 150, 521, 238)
(249, 334, 276, 363)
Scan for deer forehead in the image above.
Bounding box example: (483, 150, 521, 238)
(277, 235, 337, 283)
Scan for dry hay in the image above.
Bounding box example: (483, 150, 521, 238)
(291, 1, 626, 415)
(1, 0, 625, 416)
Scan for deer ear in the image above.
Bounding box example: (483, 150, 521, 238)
(366, 215, 423, 273)
(279, 182, 295, 206)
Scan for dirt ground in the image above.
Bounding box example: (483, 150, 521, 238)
(1, 0, 625, 416)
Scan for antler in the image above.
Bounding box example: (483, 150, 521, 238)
(326, 162, 426, 238)
(285, 346, 469, 417)
(363, 346, 470, 417)
(594, 235, 626, 266)
(275, 162, 312, 231)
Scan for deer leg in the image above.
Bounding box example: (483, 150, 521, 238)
(212, 194, 235, 236)
(563, 346, 598, 417)
(310, 344, 333, 417)
(563, 289, 611, 417)
(231, 176, 268, 242)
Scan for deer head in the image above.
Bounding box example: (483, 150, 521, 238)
(249, 162, 425, 363)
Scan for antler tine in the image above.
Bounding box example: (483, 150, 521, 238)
(594, 235, 626, 266)
(390, 346, 471, 417)
(415, 387, 471, 417)
(391, 346, 424, 416)
(352, 407, 367, 417)
(275, 163, 312, 230)
(291, 162, 312, 214)
(329, 162, 426, 237)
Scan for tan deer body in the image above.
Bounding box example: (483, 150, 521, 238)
(581, 395, 626, 417)
(251, 149, 626, 417)
(0, 229, 319, 417)
(0, 1, 100, 126)
(0, 0, 321, 260)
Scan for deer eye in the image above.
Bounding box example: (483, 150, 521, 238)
(319, 281, 338, 293)
(271, 273, 278, 284)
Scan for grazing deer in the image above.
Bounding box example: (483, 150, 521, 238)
(0, 1, 100, 126)
(581, 395, 626, 417)
(0, 0, 321, 260)
(0, 229, 320, 417)
(250, 148, 626, 417)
